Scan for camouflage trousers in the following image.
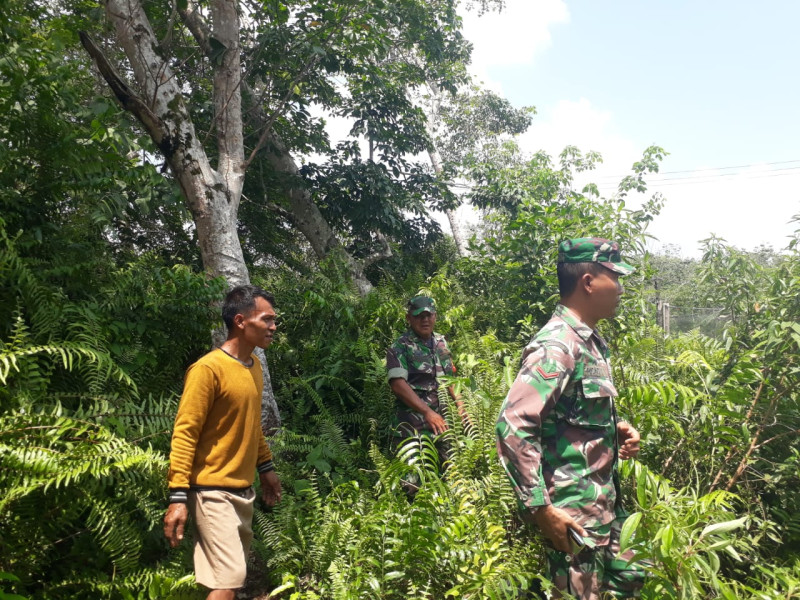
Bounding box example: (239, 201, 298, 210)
(545, 517, 645, 600)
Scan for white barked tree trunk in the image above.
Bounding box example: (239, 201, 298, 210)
(80, 0, 281, 433)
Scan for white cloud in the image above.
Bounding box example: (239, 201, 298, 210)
(498, 98, 800, 256)
(461, 0, 570, 92)
(449, 3, 800, 257)
(518, 98, 639, 171)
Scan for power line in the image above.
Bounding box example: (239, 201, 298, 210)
(593, 167, 800, 189)
(656, 164, 800, 182)
(589, 159, 800, 182)
(440, 159, 800, 192)
(595, 165, 800, 184)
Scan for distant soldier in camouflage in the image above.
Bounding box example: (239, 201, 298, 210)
(496, 238, 645, 599)
(386, 296, 463, 473)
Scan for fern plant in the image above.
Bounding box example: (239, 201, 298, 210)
(0, 226, 212, 599)
(253, 335, 543, 599)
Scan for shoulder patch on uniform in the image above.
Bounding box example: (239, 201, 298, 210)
(541, 339, 570, 354)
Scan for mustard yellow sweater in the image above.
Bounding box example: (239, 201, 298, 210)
(168, 349, 273, 490)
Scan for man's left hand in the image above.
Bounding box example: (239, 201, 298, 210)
(617, 421, 640, 460)
(260, 470, 282, 506)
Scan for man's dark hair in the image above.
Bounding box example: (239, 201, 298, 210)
(557, 262, 605, 297)
(222, 285, 276, 329)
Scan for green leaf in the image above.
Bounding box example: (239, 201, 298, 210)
(636, 469, 648, 507)
(619, 512, 642, 552)
(700, 516, 747, 539)
(311, 458, 331, 472)
(660, 523, 674, 555)
(723, 545, 742, 561)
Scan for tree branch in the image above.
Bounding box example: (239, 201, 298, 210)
(661, 435, 687, 475)
(177, 1, 213, 55)
(755, 427, 800, 450)
(724, 377, 783, 492)
(241, 54, 323, 170)
(159, 0, 179, 52)
(242, 191, 294, 222)
(708, 377, 765, 492)
(361, 233, 393, 270)
(78, 31, 171, 153)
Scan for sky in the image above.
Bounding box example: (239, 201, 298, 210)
(459, 0, 800, 256)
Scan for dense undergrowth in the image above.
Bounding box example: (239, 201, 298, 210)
(2, 206, 800, 598)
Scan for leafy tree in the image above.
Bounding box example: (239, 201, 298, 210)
(73, 0, 502, 428)
(75, 0, 488, 292)
(425, 85, 535, 255)
(0, 0, 192, 274)
(458, 144, 666, 340)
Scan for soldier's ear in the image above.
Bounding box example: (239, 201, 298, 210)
(580, 272, 595, 294)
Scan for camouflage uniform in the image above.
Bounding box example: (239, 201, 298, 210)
(496, 238, 644, 599)
(386, 329, 456, 436)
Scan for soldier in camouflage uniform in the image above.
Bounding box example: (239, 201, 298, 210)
(496, 238, 645, 599)
(386, 296, 461, 472)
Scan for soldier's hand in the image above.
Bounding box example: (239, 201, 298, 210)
(260, 470, 282, 507)
(164, 502, 188, 548)
(534, 504, 587, 554)
(617, 421, 641, 460)
(423, 409, 448, 434)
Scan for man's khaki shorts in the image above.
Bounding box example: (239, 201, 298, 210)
(189, 487, 255, 590)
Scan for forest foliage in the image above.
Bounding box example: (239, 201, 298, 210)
(2, 0, 800, 598)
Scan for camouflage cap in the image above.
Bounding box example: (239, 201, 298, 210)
(558, 238, 635, 275)
(408, 295, 436, 316)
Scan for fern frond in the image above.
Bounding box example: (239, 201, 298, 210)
(0, 339, 136, 391)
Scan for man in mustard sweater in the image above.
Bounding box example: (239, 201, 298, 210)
(164, 285, 282, 599)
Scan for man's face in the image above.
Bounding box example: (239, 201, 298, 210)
(407, 310, 436, 339)
(590, 268, 624, 319)
(239, 296, 278, 349)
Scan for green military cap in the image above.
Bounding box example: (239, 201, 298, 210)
(558, 237, 635, 275)
(407, 295, 436, 316)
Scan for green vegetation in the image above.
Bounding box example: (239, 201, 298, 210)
(2, 0, 799, 598)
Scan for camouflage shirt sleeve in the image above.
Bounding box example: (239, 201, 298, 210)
(386, 340, 409, 381)
(496, 341, 576, 512)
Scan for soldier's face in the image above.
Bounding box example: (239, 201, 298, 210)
(407, 311, 436, 339)
(591, 269, 623, 319)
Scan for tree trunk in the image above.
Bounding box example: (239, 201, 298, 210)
(425, 81, 467, 256)
(427, 144, 468, 256)
(177, 0, 381, 296)
(82, 0, 281, 433)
